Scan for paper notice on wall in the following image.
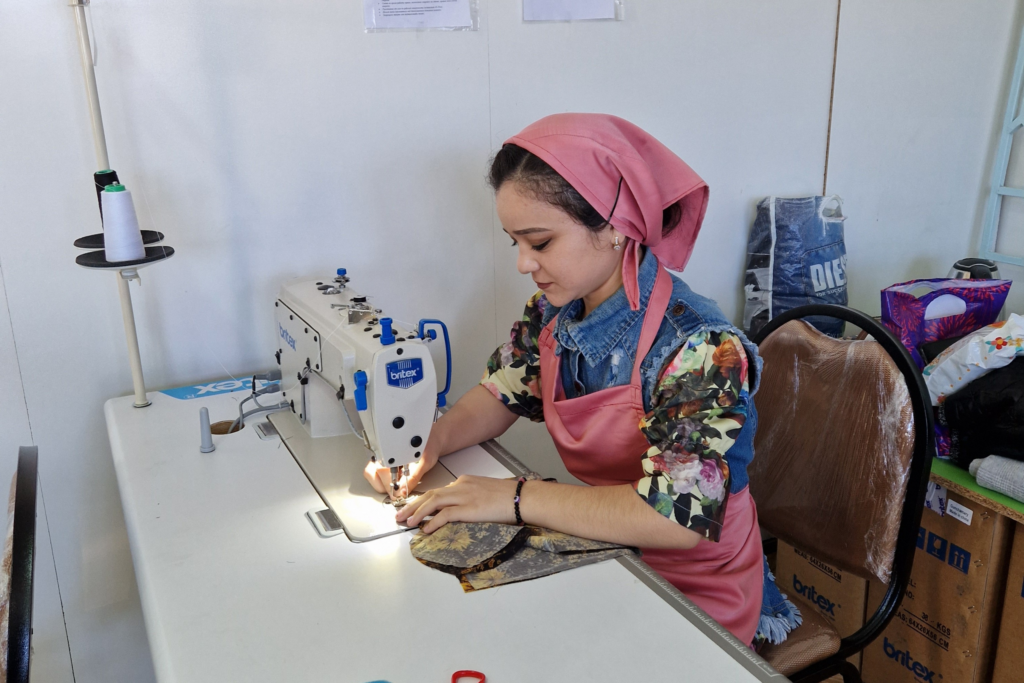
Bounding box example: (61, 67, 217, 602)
(364, 0, 473, 30)
(523, 0, 617, 22)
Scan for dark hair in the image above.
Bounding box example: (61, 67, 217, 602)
(488, 143, 682, 236)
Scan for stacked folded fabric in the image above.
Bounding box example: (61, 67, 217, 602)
(410, 521, 637, 592)
(971, 456, 1024, 504)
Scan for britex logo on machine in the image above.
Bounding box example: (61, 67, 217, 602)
(386, 358, 424, 389)
(883, 637, 939, 682)
(792, 576, 836, 616)
(279, 323, 297, 351)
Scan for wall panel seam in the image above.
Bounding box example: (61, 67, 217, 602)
(0, 256, 33, 443)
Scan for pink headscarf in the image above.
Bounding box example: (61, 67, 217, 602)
(505, 113, 709, 310)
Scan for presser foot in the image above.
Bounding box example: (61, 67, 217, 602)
(386, 464, 411, 508)
(387, 490, 408, 509)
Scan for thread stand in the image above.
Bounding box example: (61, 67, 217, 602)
(71, 0, 173, 409)
(74, 247, 175, 409)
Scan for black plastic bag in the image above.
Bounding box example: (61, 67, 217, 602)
(941, 357, 1024, 468)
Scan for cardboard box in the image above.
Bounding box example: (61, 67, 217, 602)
(775, 541, 868, 669)
(861, 491, 1012, 683)
(991, 521, 1024, 682)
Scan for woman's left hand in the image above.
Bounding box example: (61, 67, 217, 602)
(396, 475, 518, 534)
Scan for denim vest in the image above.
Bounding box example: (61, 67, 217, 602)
(542, 250, 762, 492)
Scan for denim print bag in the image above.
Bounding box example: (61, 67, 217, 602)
(743, 195, 848, 338)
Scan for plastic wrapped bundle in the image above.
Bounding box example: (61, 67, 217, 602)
(923, 313, 1024, 405)
(923, 314, 1023, 459)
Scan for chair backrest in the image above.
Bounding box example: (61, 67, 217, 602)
(7, 447, 37, 683)
(749, 308, 931, 585)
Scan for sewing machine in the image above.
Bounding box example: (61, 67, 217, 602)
(270, 269, 453, 538)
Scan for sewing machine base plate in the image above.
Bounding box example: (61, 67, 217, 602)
(306, 508, 347, 538)
(269, 412, 455, 541)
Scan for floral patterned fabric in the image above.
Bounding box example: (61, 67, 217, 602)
(482, 292, 750, 542)
(482, 293, 547, 421)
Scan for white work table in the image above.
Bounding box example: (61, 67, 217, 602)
(106, 380, 784, 683)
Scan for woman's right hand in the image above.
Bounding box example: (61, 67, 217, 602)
(361, 423, 446, 498)
(399, 432, 443, 496)
(362, 384, 519, 499)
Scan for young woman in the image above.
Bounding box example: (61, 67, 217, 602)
(366, 114, 773, 645)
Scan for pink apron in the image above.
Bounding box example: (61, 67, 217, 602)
(538, 265, 763, 643)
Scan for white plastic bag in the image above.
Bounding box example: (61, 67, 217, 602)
(923, 313, 1024, 405)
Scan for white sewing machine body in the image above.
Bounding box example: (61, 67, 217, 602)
(274, 271, 446, 473)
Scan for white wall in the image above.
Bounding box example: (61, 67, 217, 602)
(487, 0, 839, 483)
(0, 275, 32, 483)
(999, 263, 1024, 317)
(0, 3, 156, 679)
(979, 2, 1024, 316)
(0, 1, 1019, 680)
(0, 270, 74, 682)
(826, 0, 1020, 314)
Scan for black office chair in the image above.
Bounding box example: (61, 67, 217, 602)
(749, 305, 934, 683)
(7, 446, 37, 683)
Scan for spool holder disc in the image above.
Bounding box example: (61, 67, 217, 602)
(75, 245, 175, 270)
(73, 230, 165, 250)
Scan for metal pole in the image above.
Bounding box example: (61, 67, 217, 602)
(72, 2, 110, 171)
(118, 272, 150, 407)
(73, 1, 150, 407)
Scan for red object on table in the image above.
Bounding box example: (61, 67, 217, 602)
(452, 671, 485, 683)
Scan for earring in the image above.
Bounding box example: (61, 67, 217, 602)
(613, 235, 621, 251)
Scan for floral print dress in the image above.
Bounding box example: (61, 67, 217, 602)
(482, 291, 750, 542)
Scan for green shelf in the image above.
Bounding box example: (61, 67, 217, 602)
(930, 456, 1024, 522)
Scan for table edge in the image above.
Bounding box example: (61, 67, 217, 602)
(478, 440, 786, 682)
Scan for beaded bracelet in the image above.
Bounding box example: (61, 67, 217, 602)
(513, 477, 526, 526)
